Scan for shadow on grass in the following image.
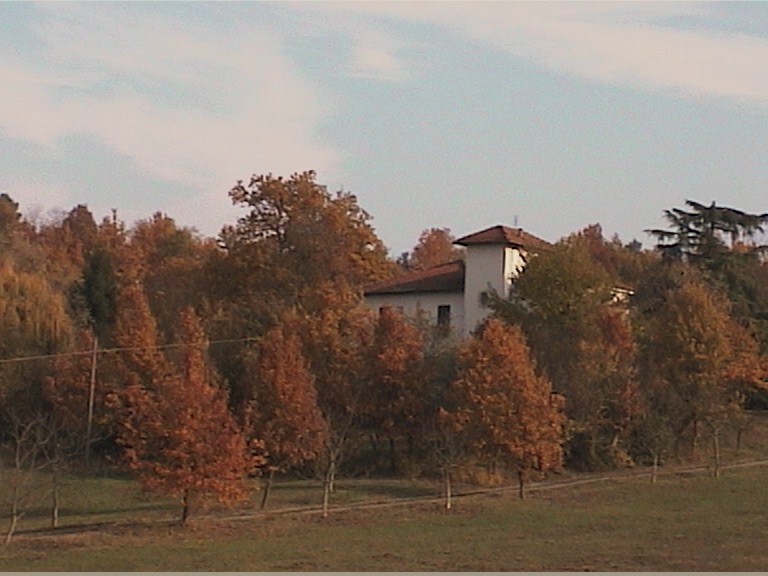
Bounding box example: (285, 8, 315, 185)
(19, 500, 177, 521)
(274, 479, 436, 499)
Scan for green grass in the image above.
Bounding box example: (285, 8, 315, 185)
(2, 413, 768, 571)
(1, 465, 768, 571)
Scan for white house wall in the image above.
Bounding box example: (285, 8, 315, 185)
(463, 244, 510, 334)
(364, 291, 465, 337)
(504, 247, 527, 283)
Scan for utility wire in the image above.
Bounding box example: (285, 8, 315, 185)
(0, 336, 261, 366)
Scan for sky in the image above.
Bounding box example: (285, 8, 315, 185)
(2, 2, 768, 256)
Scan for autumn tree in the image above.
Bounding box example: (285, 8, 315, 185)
(118, 308, 255, 523)
(637, 265, 765, 459)
(35, 205, 100, 295)
(490, 234, 641, 469)
(646, 200, 768, 353)
(206, 171, 396, 413)
(448, 318, 565, 498)
(408, 227, 463, 271)
(244, 319, 328, 509)
(129, 213, 215, 342)
(223, 170, 394, 310)
(364, 306, 426, 473)
(291, 297, 375, 517)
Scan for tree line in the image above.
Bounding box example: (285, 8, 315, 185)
(0, 174, 767, 535)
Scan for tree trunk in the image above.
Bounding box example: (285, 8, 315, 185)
(260, 468, 275, 510)
(51, 479, 60, 529)
(651, 452, 658, 485)
(712, 427, 721, 479)
(322, 457, 336, 518)
(517, 469, 525, 500)
(5, 500, 21, 546)
(328, 456, 337, 494)
(322, 470, 332, 519)
(691, 418, 699, 459)
(181, 488, 191, 524)
(444, 468, 452, 511)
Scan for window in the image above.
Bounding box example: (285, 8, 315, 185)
(437, 305, 451, 332)
(379, 305, 404, 316)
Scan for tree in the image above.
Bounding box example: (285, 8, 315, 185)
(292, 301, 375, 517)
(365, 306, 426, 473)
(638, 267, 765, 458)
(117, 308, 255, 523)
(408, 228, 463, 271)
(206, 171, 396, 414)
(490, 234, 641, 469)
(646, 200, 768, 262)
(0, 194, 22, 252)
(225, 171, 395, 303)
(448, 318, 565, 498)
(0, 260, 73, 359)
(0, 406, 70, 543)
(646, 200, 768, 353)
(129, 213, 214, 342)
(244, 320, 328, 509)
(111, 282, 170, 389)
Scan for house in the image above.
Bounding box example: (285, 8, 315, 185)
(364, 225, 551, 337)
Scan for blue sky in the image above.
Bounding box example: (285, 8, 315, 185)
(2, 2, 768, 256)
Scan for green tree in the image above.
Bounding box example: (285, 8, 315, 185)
(646, 200, 768, 262)
(490, 234, 640, 469)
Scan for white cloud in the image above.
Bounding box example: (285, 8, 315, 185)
(347, 28, 411, 81)
(0, 3, 339, 233)
(317, 2, 768, 108)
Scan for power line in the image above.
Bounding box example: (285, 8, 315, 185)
(0, 336, 261, 366)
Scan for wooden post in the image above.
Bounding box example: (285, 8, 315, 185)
(85, 335, 98, 467)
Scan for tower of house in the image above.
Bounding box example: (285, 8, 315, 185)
(363, 224, 550, 338)
(455, 225, 550, 334)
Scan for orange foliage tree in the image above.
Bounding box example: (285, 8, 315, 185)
(294, 299, 375, 517)
(639, 268, 765, 460)
(244, 320, 328, 509)
(449, 318, 565, 498)
(408, 227, 463, 271)
(365, 306, 426, 473)
(117, 308, 255, 523)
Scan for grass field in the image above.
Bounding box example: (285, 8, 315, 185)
(1, 462, 768, 571)
(1, 413, 767, 571)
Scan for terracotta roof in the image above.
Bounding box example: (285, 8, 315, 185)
(364, 260, 465, 295)
(455, 225, 551, 251)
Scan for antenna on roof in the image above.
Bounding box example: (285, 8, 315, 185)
(513, 215, 519, 227)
